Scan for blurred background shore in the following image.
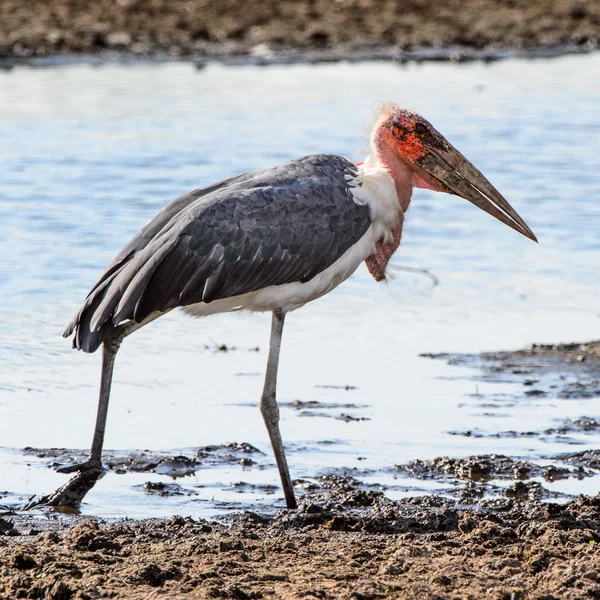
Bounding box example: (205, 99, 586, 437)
(2, 0, 599, 60)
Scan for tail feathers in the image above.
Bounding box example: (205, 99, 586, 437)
(63, 317, 77, 340)
(62, 290, 112, 353)
(63, 241, 177, 353)
(75, 293, 115, 353)
(63, 251, 137, 351)
(112, 239, 178, 325)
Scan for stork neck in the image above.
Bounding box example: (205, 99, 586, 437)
(359, 147, 414, 283)
(368, 142, 414, 214)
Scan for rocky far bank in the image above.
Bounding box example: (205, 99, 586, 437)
(1, 0, 599, 61)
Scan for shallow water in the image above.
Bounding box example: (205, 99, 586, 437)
(1, 55, 600, 518)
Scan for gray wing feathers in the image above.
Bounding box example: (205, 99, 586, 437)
(63, 172, 250, 342)
(67, 155, 371, 353)
(93, 237, 179, 331)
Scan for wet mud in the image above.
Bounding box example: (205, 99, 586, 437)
(4, 340, 600, 598)
(235, 397, 371, 423)
(285, 399, 370, 423)
(425, 341, 600, 449)
(14, 340, 600, 511)
(449, 417, 600, 446)
(395, 454, 590, 484)
(2, 487, 600, 599)
(22, 442, 265, 479)
(1, 0, 599, 62)
(422, 340, 600, 402)
(391, 454, 592, 504)
(557, 449, 600, 471)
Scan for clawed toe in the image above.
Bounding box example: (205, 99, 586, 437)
(57, 460, 103, 474)
(25, 462, 105, 510)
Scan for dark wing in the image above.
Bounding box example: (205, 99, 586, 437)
(67, 155, 371, 353)
(63, 170, 259, 353)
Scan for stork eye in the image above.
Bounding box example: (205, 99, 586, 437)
(414, 122, 428, 135)
(390, 124, 407, 139)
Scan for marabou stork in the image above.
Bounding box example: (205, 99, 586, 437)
(44, 105, 537, 510)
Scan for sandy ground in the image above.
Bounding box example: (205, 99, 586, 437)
(2, 342, 600, 599)
(1, 0, 599, 60)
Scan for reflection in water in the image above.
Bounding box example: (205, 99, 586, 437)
(1, 55, 600, 517)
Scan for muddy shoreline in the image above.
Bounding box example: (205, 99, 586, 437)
(2, 340, 600, 598)
(2, 0, 599, 62)
(2, 487, 600, 599)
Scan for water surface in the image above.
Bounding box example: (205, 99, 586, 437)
(1, 55, 600, 517)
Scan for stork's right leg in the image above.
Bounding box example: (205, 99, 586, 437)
(260, 310, 297, 510)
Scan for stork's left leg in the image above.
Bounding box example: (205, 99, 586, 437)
(25, 315, 158, 510)
(260, 310, 297, 509)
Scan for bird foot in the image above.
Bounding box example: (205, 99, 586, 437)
(24, 462, 104, 510)
(56, 459, 103, 474)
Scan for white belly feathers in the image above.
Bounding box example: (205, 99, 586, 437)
(182, 225, 374, 317)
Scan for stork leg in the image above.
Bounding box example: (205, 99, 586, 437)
(26, 317, 154, 510)
(261, 310, 297, 509)
(56, 324, 135, 476)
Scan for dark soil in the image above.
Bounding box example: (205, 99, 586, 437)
(2, 484, 600, 599)
(1, 0, 599, 61)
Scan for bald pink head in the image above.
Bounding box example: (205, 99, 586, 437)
(371, 105, 537, 242)
(375, 107, 440, 163)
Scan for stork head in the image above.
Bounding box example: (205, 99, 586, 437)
(372, 105, 537, 242)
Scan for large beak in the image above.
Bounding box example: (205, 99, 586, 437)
(416, 140, 537, 242)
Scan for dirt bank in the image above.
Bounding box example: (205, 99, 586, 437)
(1, 0, 599, 61)
(2, 484, 600, 599)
